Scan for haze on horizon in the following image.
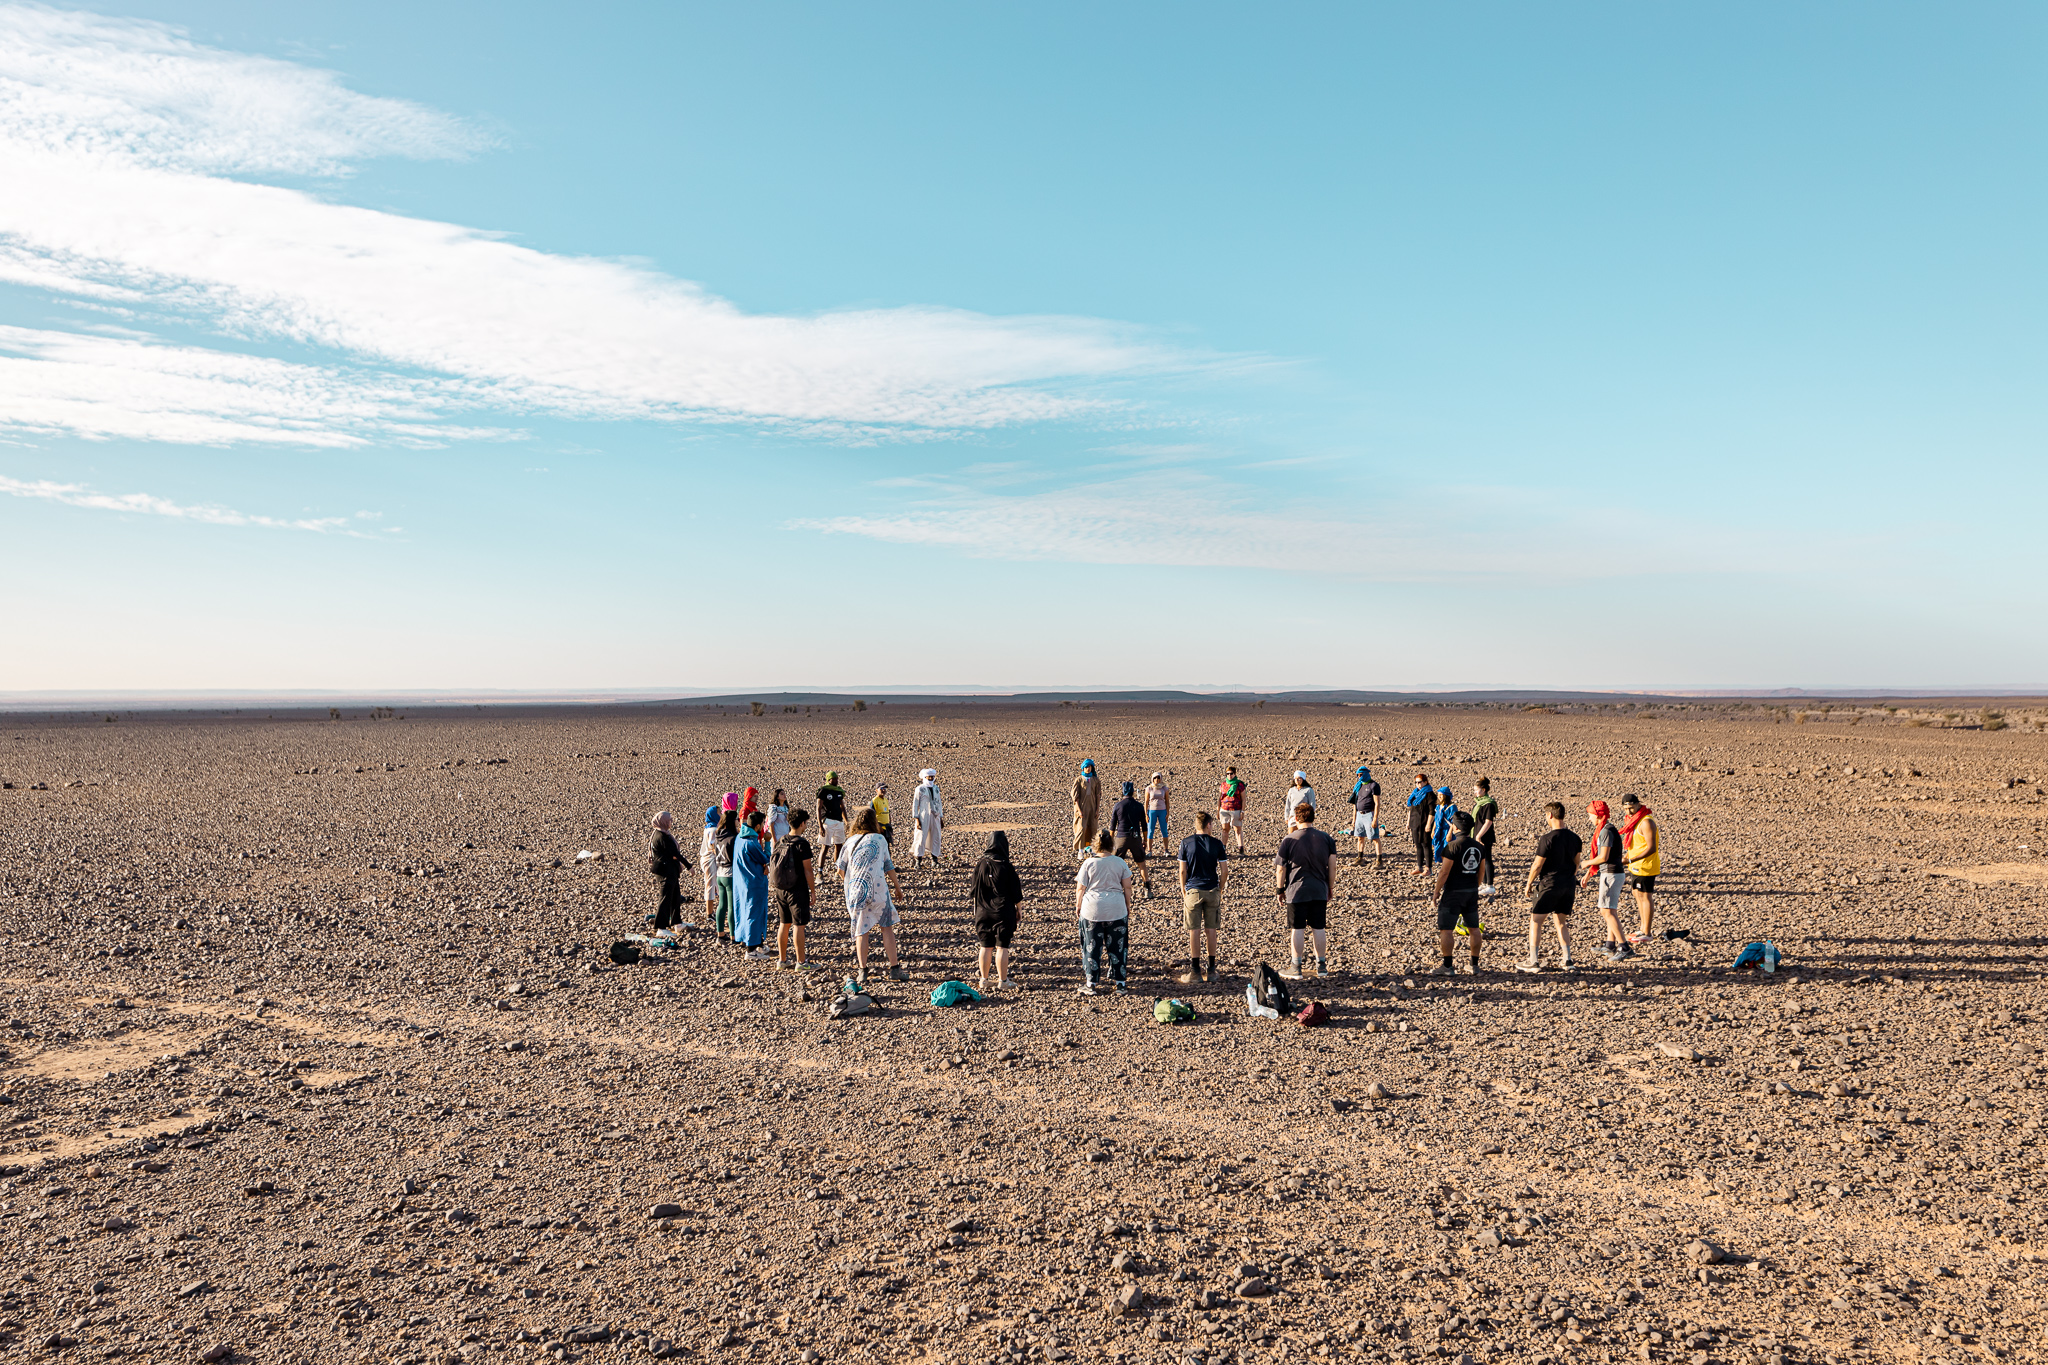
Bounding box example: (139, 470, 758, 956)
(3, 1, 2043, 695)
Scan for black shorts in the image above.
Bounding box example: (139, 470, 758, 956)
(1437, 892, 1481, 931)
(1112, 834, 1148, 865)
(1530, 884, 1574, 917)
(773, 888, 811, 926)
(1628, 874, 1657, 894)
(975, 913, 1017, 949)
(1286, 899, 1327, 931)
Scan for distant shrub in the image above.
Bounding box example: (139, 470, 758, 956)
(854, 699, 867, 712)
(750, 701, 765, 716)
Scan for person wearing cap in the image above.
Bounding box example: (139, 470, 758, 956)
(647, 811, 691, 931)
(1471, 778, 1501, 896)
(815, 772, 849, 880)
(1579, 800, 1631, 960)
(910, 768, 945, 871)
(1216, 765, 1248, 855)
(1071, 759, 1102, 861)
(1429, 810, 1490, 976)
(1144, 772, 1173, 858)
(1282, 771, 1316, 834)
(1110, 780, 1152, 898)
(1349, 767, 1382, 866)
(1619, 794, 1660, 945)
(870, 783, 893, 847)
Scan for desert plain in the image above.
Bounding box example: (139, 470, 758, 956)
(1, 699, 2045, 1365)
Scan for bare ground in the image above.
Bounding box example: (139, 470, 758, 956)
(0, 702, 2044, 1365)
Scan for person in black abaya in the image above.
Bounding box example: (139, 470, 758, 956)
(648, 811, 692, 931)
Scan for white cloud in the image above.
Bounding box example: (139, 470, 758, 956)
(0, 4, 1202, 447)
(0, 2, 485, 175)
(0, 471, 378, 534)
(0, 323, 510, 446)
(793, 476, 1833, 581)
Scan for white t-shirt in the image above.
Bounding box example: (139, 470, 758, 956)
(1284, 785, 1317, 822)
(1075, 855, 1131, 922)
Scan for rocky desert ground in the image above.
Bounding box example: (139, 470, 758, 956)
(1, 699, 2045, 1365)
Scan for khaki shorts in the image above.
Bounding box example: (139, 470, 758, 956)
(1596, 870, 1625, 911)
(1183, 888, 1223, 930)
(1217, 809, 1242, 827)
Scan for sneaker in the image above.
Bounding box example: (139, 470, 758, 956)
(1077, 982, 1100, 997)
(1281, 963, 1303, 981)
(1559, 956, 1575, 970)
(1515, 959, 1544, 974)
(1113, 980, 1130, 994)
(1315, 957, 1329, 977)
(1175, 967, 1199, 986)
(1426, 961, 1454, 977)
(796, 960, 813, 971)
(887, 965, 909, 982)
(1204, 962, 1218, 984)
(1627, 933, 1650, 946)
(747, 946, 773, 960)
(1615, 944, 1637, 961)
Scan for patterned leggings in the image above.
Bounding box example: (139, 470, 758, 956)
(1078, 917, 1128, 985)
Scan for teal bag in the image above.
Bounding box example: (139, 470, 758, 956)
(930, 980, 983, 1007)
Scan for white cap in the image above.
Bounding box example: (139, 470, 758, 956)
(1294, 770, 1308, 780)
(919, 768, 937, 779)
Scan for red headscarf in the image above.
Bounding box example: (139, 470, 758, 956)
(1587, 800, 1609, 822)
(1621, 800, 1652, 840)
(740, 787, 760, 819)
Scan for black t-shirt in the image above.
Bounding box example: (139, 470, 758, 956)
(1275, 828, 1336, 903)
(1471, 796, 1500, 846)
(771, 835, 814, 896)
(1110, 796, 1147, 836)
(1532, 827, 1583, 893)
(1439, 835, 1486, 896)
(816, 786, 846, 822)
(1352, 781, 1380, 813)
(1177, 833, 1230, 891)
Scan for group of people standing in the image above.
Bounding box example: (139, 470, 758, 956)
(641, 769, 966, 987)
(644, 756, 1667, 995)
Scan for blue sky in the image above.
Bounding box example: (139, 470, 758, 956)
(2, 1, 2043, 694)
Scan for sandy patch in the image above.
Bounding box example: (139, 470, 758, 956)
(9, 1028, 204, 1082)
(1933, 863, 2048, 887)
(2, 1108, 219, 1167)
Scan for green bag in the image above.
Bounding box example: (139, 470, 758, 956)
(1153, 998, 1195, 1024)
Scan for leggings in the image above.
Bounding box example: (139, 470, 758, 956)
(716, 876, 734, 936)
(1078, 917, 1129, 985)
(1412, 827, 1432, 872)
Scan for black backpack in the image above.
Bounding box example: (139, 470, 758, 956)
(770, 841, 808, 893)
(1253, 962, 1293, 1016)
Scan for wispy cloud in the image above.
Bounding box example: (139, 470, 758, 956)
(0, 472, 384, 534)
(792, 475, 1837, 581)
(0, 3, 1210, 447)
(0, 325, 507, 446)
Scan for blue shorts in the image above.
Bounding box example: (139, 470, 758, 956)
(1146, 811, 1169, 838)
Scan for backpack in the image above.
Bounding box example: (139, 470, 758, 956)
(828, 993, 873, 1019)
(608, 941, 643, 966)
(1252, 962, 1293, 1016)
(1294, 1001, 1329, 1028)
(770, 841, 808, 893)
(1153, 998, 1195, 1025)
